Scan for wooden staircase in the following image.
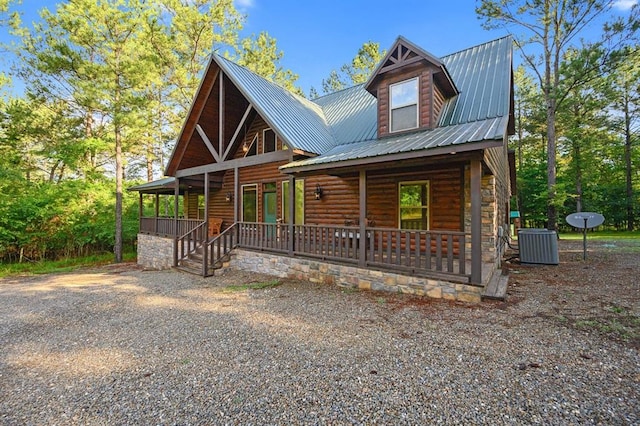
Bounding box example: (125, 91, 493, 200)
(176, 223, 238, 277)
(176, 245, 229, 276)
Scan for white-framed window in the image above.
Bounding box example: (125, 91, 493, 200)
(390, 77, 419, 132)
(282, 179, 304, 224)
(398, 180, 429, 230)
(241, 184, 257, 222)
(263, 128, 277, 153)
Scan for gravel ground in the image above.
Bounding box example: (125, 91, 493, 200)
(0, 239, 638, 425)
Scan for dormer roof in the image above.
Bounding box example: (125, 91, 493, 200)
(364, 35, 458, 98)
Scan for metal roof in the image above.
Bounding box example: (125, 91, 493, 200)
(281, 116, 509, 171)
(313, 84, 378, 144)
(127, 177, 176, 194)
(282, 36, 513, 172)
(439, 36, 512, 126)
(214, 55, 336, 155)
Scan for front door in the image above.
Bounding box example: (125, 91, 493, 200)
(263, 183, 277, 239)
(263, 192, 277, 223)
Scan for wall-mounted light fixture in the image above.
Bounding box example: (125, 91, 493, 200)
(225, 192, 233, 202)
(242, 141, 249, 153)
(314, 184, 323, 200)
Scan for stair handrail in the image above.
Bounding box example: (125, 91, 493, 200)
(204, 222, 238, 275)
(177, 221, 207, 265)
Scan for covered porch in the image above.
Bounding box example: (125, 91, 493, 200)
(130, 157, 490, 290)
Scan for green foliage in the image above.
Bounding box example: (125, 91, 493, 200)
(0, 251, 136, 278)
(0, 178, 139, 262)
(321, 41, 385, 94)
(235, 31, 302, 95)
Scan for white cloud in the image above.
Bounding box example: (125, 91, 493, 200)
(613, 0, 637, 11)
(235, 0, 255, 9)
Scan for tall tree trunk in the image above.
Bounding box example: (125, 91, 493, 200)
(575, 143, 582, 213)
(146, 142, 154, 182)
(114, 74, 123, 263)
(624, 93, 634, 231)
(115, 124, 123, 263)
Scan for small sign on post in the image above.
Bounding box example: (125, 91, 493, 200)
(565, 212, 605, 260)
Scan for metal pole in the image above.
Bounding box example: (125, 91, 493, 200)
(583, 217, 587, 261)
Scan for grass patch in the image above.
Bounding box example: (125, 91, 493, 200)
(575, 314, 640, 343)
(0, 251, 137, 278)
(559, 230, 640, 241)
(222, 279, 282, 292)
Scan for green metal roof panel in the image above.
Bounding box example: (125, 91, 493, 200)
(214, 55, 336, 155)
(281, 116, 509, 171)
(439, 36, 512, 126)
(127, 177, 176, 192)
(313, 84, 378, 144)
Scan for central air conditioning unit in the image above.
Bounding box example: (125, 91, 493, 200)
(517, 228, 559, 265)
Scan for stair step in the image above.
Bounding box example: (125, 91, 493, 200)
(481, 272, 509, 301)
(175, 265, 202, 276)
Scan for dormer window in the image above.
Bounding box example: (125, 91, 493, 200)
(390, 77, 419, 132)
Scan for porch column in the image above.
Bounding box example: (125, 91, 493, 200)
(173, 177, 179, 267)
(470, 160, 482, 285)
(203, 172, 209, 276)
(154, 193, 159, 234)
(288, 175, 295, 256)
(358, 170, 366, 268)
(138, 192, 143, 232)
(233, 167, 239, 223)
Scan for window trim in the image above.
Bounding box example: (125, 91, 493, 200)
(262, 128, 277, 154)
(389, 77, 419, 133)
(241, 183, 258, 222)
(398, 180, 430, 230)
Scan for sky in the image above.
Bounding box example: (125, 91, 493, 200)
(1, 0, 638, 96)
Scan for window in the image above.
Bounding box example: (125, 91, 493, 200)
(242, 184, 257, 222)
(399, 181, 429, 230)
(390, 78, 419, 132)
(263, 128, 276, 153)
(282, 179, 304, 224)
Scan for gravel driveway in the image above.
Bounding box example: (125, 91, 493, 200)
(1, 240, 638, 424)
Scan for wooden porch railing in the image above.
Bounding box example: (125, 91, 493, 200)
(140, 217, 203, 238)
(177, 221, 207, 267)
(204, 223, 239, 276)
(236, 222, 470, 282)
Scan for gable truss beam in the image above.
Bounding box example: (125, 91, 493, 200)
(195, 124, 221, 163)
(222, 103, 253, 161)
(379, 55, 424, 74)
(170, 68, 219, 173)
(219, 70, 224, 158)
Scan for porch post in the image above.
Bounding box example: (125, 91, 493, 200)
(233, 167, 239, 223)
(358, 170, 366, 268)
(470, 160, 482, 285)
(173, 177, 179, 267)
(203, 172, 209, 276)
(138, 192, 143, 232)
(154, 193, 159, 234)
(288, 175, 295, 256)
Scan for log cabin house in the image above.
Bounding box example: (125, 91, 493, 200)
(129, 36, 515, 302)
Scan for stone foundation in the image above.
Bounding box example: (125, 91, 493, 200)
(228, 249, 483, 303)
(137, 234, 174, 270)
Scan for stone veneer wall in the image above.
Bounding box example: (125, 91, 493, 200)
(228, 249, 483, 303)
(464, 167, 498, 264)
(137, 233, 174, 270)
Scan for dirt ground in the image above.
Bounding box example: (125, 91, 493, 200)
(500, 238, 640, 347)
